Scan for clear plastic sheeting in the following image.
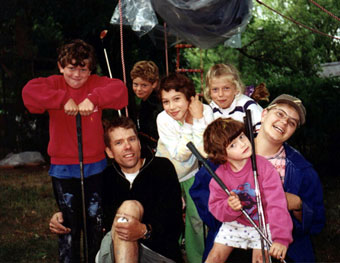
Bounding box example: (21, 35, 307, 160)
(110, 0, 158, 37)
(151, 0, 252, 49)
(159, 0, 224, 11)
(146, 25, 182, 48)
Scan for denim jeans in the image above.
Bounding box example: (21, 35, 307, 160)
(52, 173, 104, 263)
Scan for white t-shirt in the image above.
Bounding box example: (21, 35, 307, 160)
(122, 159, 145, 188)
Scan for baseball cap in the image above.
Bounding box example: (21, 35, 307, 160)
(268, 94, 306, 125)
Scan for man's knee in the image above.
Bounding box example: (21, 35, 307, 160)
(117, 200, 144, 220)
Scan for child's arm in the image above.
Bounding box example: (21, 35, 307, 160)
(191, 104, 214, 157)
(156, 112, 193, 162)
(85, 75, 128, 110)
(63, 97, 95, 117)
(22, 76, 68, 113)
(67, 76, 127, 116)
(208, 174, 242, 222)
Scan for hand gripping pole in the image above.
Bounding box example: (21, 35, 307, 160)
(186, 141, 286, 263)
(186, 142, 272, 246)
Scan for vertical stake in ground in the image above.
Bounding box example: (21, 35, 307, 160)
(76, 113, 89, 263)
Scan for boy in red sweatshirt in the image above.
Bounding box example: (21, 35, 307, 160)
(22, 39, 128, 263)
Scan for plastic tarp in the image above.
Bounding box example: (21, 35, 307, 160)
(110, 0, 252, 49)
(110, 0, 158, 37)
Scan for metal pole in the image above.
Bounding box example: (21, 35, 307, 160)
(99, 30, 122, 117)
(76, 113, 89, 263)
(245, 109, 271, 263)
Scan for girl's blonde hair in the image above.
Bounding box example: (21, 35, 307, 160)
(204, 63, 245, 103)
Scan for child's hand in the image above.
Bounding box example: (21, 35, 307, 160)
(64, 98, 78, 116)
(188, 94, 203, 120)
(269, 242, 287, 261)
(78, 98, 95, 116)
(227, 191, 242, 211)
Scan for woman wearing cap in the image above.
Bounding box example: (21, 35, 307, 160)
(255, 94, 325, 262)
(190, 94, 325, 262)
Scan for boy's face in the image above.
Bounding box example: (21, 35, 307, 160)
(226, 132, 252, 166)
(209, 76, 238, 109)
(132, 77, 157, 101)
(105, 127, 142, 173)
(161, 89, 189, 123)
(260, 103, 299, 145)
(58, 59, 91, 89)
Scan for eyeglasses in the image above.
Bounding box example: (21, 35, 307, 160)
(269, 107, 299, 128)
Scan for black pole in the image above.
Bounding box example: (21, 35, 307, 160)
(76, 113, 89, 263)
(245, 110, 257, 173)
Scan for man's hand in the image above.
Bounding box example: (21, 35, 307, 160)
(227, 191, 242, 211)
(64, 98, 78, 116)
(285, 192, 302, 211)
(78, 98, 94, 116)
(113, 214, 146, 242)
(269, 242, 287, 261)
(49, 212, 71, 234)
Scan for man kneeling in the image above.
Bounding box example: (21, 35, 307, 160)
(50, 116, 183, 263)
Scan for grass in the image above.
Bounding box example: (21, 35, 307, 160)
(0, 165, 58, 263)
(0, 166, 339, 262)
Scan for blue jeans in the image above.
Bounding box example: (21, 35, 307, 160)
(52, 173, 104, 263)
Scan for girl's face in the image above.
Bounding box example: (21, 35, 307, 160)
(209, 76, 238, 109)
(161, 89, 190, 123)
(226, 132, 252, 168)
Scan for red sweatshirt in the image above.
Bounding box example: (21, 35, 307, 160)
(22, 74, 128, 165)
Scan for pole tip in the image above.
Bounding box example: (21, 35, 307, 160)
(100, 30, 108, 40)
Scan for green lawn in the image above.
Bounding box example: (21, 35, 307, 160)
(0, 166, 58, 263)
(0, 165, 339, 262)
